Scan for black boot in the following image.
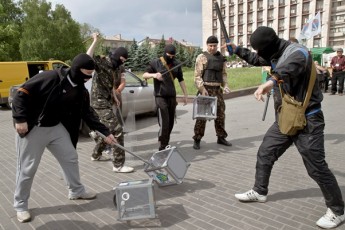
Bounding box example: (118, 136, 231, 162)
(217, 137, 232, 146)
(193, 140, 200, 150)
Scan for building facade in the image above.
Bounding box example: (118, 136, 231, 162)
(202, 0, 345, 52)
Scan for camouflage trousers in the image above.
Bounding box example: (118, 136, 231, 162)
(193, 86, 228, 141)
(92, 107, 125, 167)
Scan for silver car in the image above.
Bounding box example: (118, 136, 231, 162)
(84, 70, 156, 118)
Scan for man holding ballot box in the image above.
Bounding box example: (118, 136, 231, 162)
(192, 35, 232, 150)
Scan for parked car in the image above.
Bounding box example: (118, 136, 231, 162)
(2, 60, 68, 108)
(83, 70, 156, 135)
(84, 70, 156, 117)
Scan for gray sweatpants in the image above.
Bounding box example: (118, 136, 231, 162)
(14, 123, 85, 211)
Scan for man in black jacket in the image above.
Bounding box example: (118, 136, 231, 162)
(12, 53, 116, 223)
(231, 27, 344, 229)
(143, 44, 188, 151)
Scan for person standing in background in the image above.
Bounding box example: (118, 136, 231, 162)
(330, 48, 345, 96)
(314, 60, 329, 92)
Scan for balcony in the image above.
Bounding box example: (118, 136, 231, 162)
(268, 5, 274, 9)
(278, 26, 285, 30)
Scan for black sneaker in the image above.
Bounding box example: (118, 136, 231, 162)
(193, 140, 200, 150)
(217, 137, 232, 146)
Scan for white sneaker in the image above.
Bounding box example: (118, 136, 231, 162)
(68, 191, 97, 200)
(112, 165, 134, 173)
(91, 155, 111, 161)
(316, 208, 345, 229)
(17, 211, 31, 223)
(235, 189, 267, 203)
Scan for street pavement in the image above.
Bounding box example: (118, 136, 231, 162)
(0, 91, 345, 230)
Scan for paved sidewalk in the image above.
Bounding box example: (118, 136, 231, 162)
(0, 92, 345, 230)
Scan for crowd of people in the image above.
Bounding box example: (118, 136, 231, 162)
(10, 27, 344, 229)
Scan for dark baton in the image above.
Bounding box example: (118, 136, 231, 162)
(262, 91, 271, 121)
(161, 60, 188, 75)
(214, 2, 233, 55)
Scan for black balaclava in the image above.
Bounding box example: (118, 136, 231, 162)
(250, 26, 280, 60)
(70, 53, 95, 85)
(110, 47, 128, 69)
(163, 44, 176, 64)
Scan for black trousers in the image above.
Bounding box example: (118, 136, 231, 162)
(156, 96, 177, 149)
(253, 111, 344, 215)
(331, 71, 345, 94)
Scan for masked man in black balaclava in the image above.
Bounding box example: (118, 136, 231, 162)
(86, 33, 134, 173)
(227, 26, 344, 229)
(12, 53, 116, 223)
(143, 44, 188, 151)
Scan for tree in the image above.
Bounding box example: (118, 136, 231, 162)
(132, 40, 151, 71)
(125, 39, 138, 71)
(19, 0, 84, 61)
(0, 0, 22, 61)
(155, 35, 166, 58)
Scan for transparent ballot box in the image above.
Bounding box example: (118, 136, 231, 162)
(144, 146, 191, 186)
(192, 95, 217, 120)
(113, 179, 156, 221)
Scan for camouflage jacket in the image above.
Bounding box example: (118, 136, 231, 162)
(90, 56, 125, 109)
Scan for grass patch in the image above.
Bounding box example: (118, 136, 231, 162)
(134, 67, 263, 96)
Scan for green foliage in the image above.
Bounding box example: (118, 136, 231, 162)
(0, 0, 22, 61)
(132, 40, 151, 71)
(156, 35, 166, 58)
(173, 67, 262, 95)
(125, 39, 138, 70)
(19, 0, 84, 61)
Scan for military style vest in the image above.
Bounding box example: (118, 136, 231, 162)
(202, 51, 224, 83)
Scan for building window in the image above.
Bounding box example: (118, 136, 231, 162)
(257, 11, 263, 21)
(248, 2, 253, 11)
(302, 2, 310, 13)
(278, 31, 284, 38)
(258, 0, 263, 9)
(213, 20, 218, 28)
(247, 24, 253, 33)
(278, 19, 285, 30)
(290, 17, 296, 27)
(279, 7, 285, 18)
(238, 4, 243, 13)
(238, 15, 244, 24)
(268, 21, 273, 28)
(289, 29, 297, 38)
(248, 13, 253, 22)
(268, 9, 274, 19)
(290, 5, 297, 15)
(229, 16, 235, 25)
